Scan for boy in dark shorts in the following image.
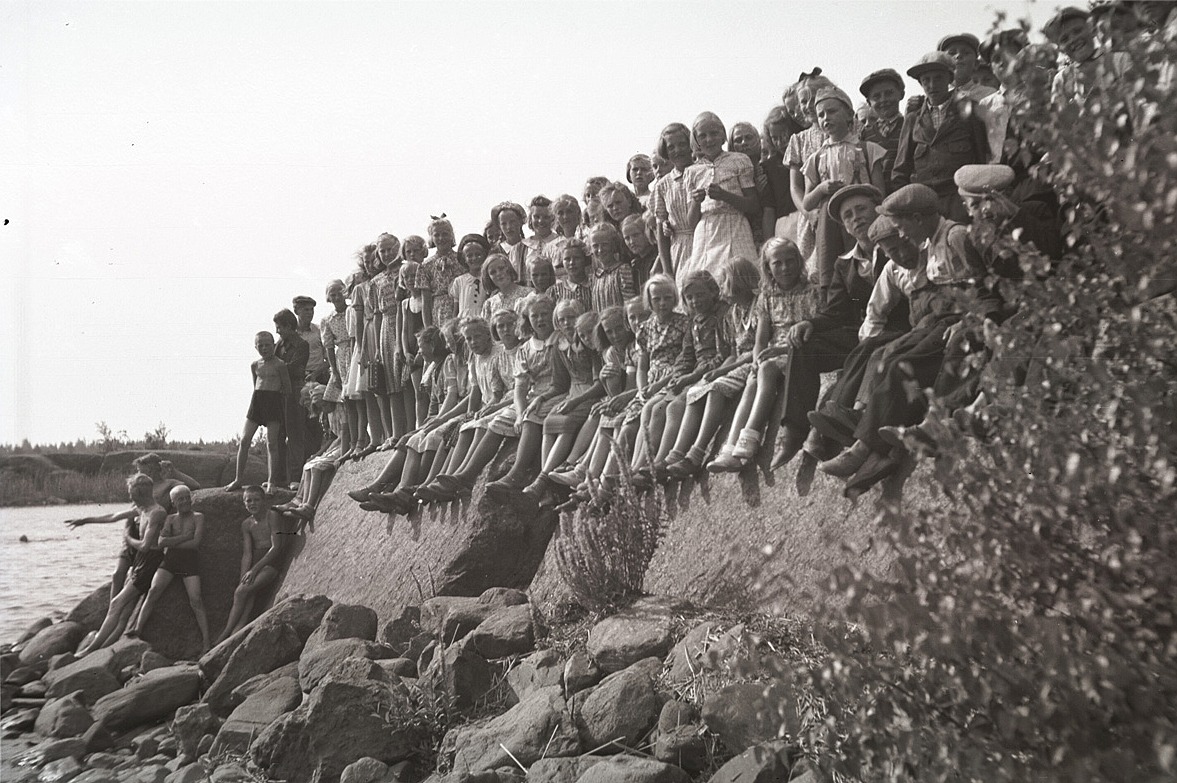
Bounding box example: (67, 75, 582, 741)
(126, 485, 210, 652)
(224, 331, 291, 492)
(213, 486, 296, 644)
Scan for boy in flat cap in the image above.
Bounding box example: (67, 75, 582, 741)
(293, 295, 328, 385)
(892, 52, 991, 223)
(858, 69, 906, 192)
(938, 33, 997, 102)
(817, 184, 1003, 496)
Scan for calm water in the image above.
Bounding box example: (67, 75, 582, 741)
(0, 503, 127, 644)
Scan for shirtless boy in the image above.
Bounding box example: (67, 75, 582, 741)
(213, 486, 295, 644)
(78, 473, 167, 655)
(126, 485, 210, 652)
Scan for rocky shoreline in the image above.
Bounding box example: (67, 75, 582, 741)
(2, 588, 825, 783)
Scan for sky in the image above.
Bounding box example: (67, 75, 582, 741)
(0, 0, 1048, 446)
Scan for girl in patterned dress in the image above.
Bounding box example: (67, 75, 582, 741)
(545, 194, 582, 279)
(373, 233, 406, 447)
(361, 245, 393, 452)
(416, 217, 465, 328)
(548, 304, 641, 495)
(520, 306, 605, 504)
(400, 236, 429, 428)
(662, 258, 761, 478)
(652, 123, 695, 283)
(589, 224, 639, 313)
(648, 270, 735, 476)
(728, 122, 776, 246)
(343, 245, 379, 456)
(319, 279, 354, 460)
(785, 72, 836, 260)
(709, 238, 819, 472)
(480, 253, 534, 321)
(682, 112, 759, 285)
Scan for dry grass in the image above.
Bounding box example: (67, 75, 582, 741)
(0, 471, 128, 507)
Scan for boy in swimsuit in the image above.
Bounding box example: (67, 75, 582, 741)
(78, 474, 167, 655)
(213, 486, 295, 644)
(126, 485, 211, 652)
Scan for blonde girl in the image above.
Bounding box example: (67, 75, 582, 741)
(480, 252, 534, 321)
(651, 123, 695, 284)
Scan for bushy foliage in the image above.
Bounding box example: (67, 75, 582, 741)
(792, 18, 1177, 783)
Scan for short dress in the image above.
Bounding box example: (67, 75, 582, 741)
(784, 127, 826, 259)
(543, 337, 602, 435)
(622, 312, 693, 424)
(482, 285, 535, 321)
(462, 343, 517, 433)
(487, 334, 567, 436)
(686, 300, 758, 403)
(597, 341, 640, 429)
(758, 280, 821, 371)
(591, 263, 638, 314)
(681, 151, 758, 284)
(344, 278, 370, 397)
(416, 250, 466, 326)
(373, 270, 410, 391)
(408, 354, 471, 452)
(361, 278, 383, 389)
(651, 170, 695, 281)
(319, 309, 351, 403)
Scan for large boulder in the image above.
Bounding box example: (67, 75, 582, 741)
(700, 681, 798, 755)
(226, 661, 300, 708)
(297, 639, 394, 693)
(210, 676, 302, 756)
(706, 741, 796, 783)
(574, 663, 661, 750)
(574, 756, 690, 783)
(376, 607, 420, 655)
(90, 665, 201, 733)
(421, 644, 494, 711)
(250, 677, 423, 783)
(465, 605, 535, 660)
(448, 686, 580, 775)
(200, 594, 332, 683)
(171, 703, 220, 759)
(45, 639, 150, 701)
(34, 691, 94, 738)
(19, 622, 86, 665)
(202, 622, 303, 716)
(304, 605, 378, 652)
(585, 600, 678, 673)
(504, 649, 563, 703)
(275, 460, 559, 619)
(525, 757, 603, 782)
(65, 586, 111, 633)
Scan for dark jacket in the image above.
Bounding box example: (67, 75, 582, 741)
(893, 93, 990, 198)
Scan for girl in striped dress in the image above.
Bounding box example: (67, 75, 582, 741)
(319, 279, 353, 460)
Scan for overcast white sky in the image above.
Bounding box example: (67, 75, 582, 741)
(1, 0, 1045, 445)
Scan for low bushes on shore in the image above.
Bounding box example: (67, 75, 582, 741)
(0, 471, 129, 507)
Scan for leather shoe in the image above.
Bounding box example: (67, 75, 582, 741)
(808, 406, 857, 447)
(770, 426, 807, 470)
(819, 441, 871, 478)
(844, 449, 907, 498)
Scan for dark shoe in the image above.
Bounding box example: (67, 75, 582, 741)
(819, 441, 871, 478)
(878, 424, 937, 457)
(665, 457, 703, 480)
(521, 474, 554, 503)
(807, 406, 857, 447)
(844, 450, 906, 499)
(486, 476, 527, 500)
(770, 426, 807, 470)
(802, 426, 840, 462)
(795, 452, 818, 497)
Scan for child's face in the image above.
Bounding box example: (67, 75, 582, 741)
(893, 213, 939, 245)
(243, 490, 268, 516)
(419, 336, 437, 360)
(664, 132, 693, 169)
(293, 303, 315, 327)
(377, 238, 400, 268)
(652, 153, 671, 177)
(622, 222, 652, 256)
(683, 286, 717, 317)
(554, 305, 578, 336)
(499, 210, 523, 244)
(768, 245, 803, 288)
(877, 235, 920, 269)
(629, 158, 654, 193)
(443, 328, 462, 354)
(563, 247, 591, 282)
(589, 234, 618, 266)
(694, 120, 725, 158)
(603, 316, 629, 347)
(799, 86, 818, 123)
(492, 313, 518, 343)
(575, 320, 596, 345)
(326, 284, 347, 310)
(919, 71, 954, 105)
(816, 99, 851, 140)
(767, 123, 791, 156)
(487, 258, 514, 289)
(255, 333, 276, 359)
(626, 303, 649, 333)
(529, 263, 555, 293)
(838, 195, 880, 241)
(430, 225, 455, 252)
(867, 83, 902, 120)
(462, 243, 487, 276)
(404, 241, 428, 264)
(529, 302, 555, 338)
(399, 262, 419, 289)
(462, 326, 493, 355)
(554, 200, 580, 229)
(730, 124, 761, 160)
(943, 41, 978, 81)
(604, 190, 633, 222)
(485, 223, 503, 245)
(1056, 17, 1095, 62)
(529, 205, 554, 236)
(648, 283, 677, 317)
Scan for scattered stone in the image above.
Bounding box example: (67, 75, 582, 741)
(195, 734, 214, 756)
(416, 640, 437, 677)
(208, 765, 250, 783)
(83, 753, 123, 770)
(45, 639, 151, 702)
(373, 658, 415, 679)
(72, 771, 118, 783)
(162, 764, 207, 783)
(586, 607, 674, 674)
(80, 721, 115, 753)
(574, 664, 661, 750)
(18, 617, 55, 645)
(700, 681, 798, 755)
(2, 706, 40, 735)
(524, 757, 602, 783)
(22, 737, 87, 766)
(477, 588, 529, 607)
(339, 757, 388, 783)
(448, 686, 579, 775)
(2, 650, 22, 679)
(34, 691, 94, 738)
(8, 664, 50, 687)
(418, 597, 493, 643)
(658, 700, 697, 732)
(492, 768, 525, 783)
(574, 755, 690, 783)
(172, 702, 219, 758)
(225, 661, 299, 709)
(421, 644, 493, 711)
(37, 756, 84, 783)
(654, 725, 707, 773)
(22, 680, 49, 698)
(305, 605, 378, 651)
(562, 651, 600, 697)
(403, 633, 432, 668)
(210, 677, 301, 755)
(135, 737, 160, 760)
(376, 607, 420, 656)
(157, 735, 177, 756)
(706, 741, 795, 783)
(202, 622, 303, 715)
(20, 623, 87, 666)
(91, 665, 201, 734)
(466, 605, 535, 660)
(139, 652, 173, 675)
(48, 653, 78, 672)
(298, 639, 394, 693)
(504, 649, 562, 703)
(118, 766, 168, 783)
(198, 594, 332, 683)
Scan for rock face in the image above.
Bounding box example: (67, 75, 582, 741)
(34, 691, 94, 738)
(574, 664, 661, 749)
(211, 676, 302, 755)
(65, 586, 111, 633)
(275, 458, 560, 620)
(90, 665, 201, 733)
(297, 639, 393, 693)
(304, 604, 378, 651)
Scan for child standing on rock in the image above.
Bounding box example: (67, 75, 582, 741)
(225, 331, 291, 492)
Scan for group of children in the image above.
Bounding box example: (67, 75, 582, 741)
(67, 3, 1173, 652)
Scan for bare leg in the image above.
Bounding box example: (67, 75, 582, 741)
(719, 375, 759, 449)
(745, 363, 785, 433)
(263, 420, 283, 488)
(225, 420, 260, 490)
(691, 391, 734, 453)
(216, 566, 278, 643)
(541, 432, 579, 473)
(656, 394, 689, 460)
(336, 404, 353, 458)
(376, 393, 394, 443)
(129, 569, 174, 635)
(452, 432, 506, 483)
(181, 576, 210, 652)
(362, 393, 385, 452)
(80, 585, 141, 655)
(501, 423, 543, 484)
(111, 555, 132, 600)
(387, 391, 407, 440)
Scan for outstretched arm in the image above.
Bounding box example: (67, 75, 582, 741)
(66, 507, 136, 529)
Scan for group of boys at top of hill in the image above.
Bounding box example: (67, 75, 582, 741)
(64, 2, 1177, 654)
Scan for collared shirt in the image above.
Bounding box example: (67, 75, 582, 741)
(449, 273, 485, 319)
(977, 89, 1012, 164)
(928, 96, 953, 131)
(860, 255, 930, 340)
(549, 279, 594, 313)
(955, 80, 997, 102)
(297, 325, 327, 374)
(872, 113, 903, 139)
